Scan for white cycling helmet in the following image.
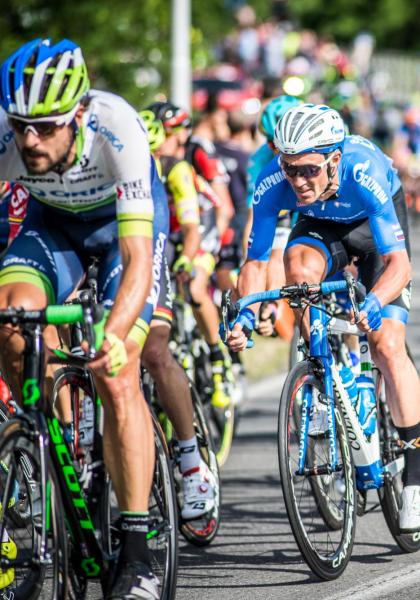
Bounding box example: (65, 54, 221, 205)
(274, 104, 345, 155)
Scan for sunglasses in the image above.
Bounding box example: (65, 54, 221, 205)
(8, 118, 65, 138)
(281, 154, 335, 179)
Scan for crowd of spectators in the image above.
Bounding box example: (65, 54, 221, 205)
(192, 2, 420, 211)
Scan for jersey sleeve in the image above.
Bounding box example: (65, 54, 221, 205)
(102, 104, 154, 239)
(167, 161, 200, 226)
(353, 158, 407, 255)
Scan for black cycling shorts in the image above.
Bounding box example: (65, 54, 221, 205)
(286, 187, 411, 318)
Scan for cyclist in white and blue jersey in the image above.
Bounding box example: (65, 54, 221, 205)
(0, 38, 165, 598)
(227, 104, 420, 532)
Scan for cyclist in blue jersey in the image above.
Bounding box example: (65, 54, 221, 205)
(246, 95, 301, 337)
(0, 38, 164, 598)
(227, 103, 420, 532)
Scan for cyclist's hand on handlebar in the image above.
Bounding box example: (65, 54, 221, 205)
(173, 255, 194, 286)
(354, 292, 382, 333)
(256, 302, 278, 337)
(225, 308, 255, 352)
(86, 332, 128, 377)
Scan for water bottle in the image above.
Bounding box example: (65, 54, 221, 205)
(339, 366, 358, 408)
(356, 374, 377, 437)
(79, 395, 95, 447)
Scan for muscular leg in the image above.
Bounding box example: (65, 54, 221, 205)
(284, 243, 328, 338)
(190, 265, 219, 346)
(369, 320, 420, 427)
(94, 340, 154, 512)
(0, 283, 49, 402)
(142, 322, 195, 440)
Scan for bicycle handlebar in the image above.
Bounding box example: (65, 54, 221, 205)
(221, 275, 366, 348)
(0, 298, 105, 361)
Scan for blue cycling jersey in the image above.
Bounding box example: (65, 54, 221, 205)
(247, 144, 275, 209)
(248, 135, 405, 261)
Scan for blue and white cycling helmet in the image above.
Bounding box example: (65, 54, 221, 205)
(274, 104, 345, 154)
(259, 95, 301, 142)
(0, 38, 89, 120)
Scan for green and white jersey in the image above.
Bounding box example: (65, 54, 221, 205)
(0, 89, 154, 238)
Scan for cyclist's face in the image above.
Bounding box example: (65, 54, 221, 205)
(12, 109, 84, 175)
(281, 152, 340, 205)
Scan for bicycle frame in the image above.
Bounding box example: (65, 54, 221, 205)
(304, 303, 383, 491)
(0, 307, 108, 583)
(232, 280, 397, 493)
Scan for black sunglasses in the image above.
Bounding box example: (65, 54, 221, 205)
(8, 118, 64, 138)
(281, 154, 334, 179)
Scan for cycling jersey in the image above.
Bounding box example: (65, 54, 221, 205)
(0, 89, 154, 237)
(247, 143, 275, 209)
(0, 183, 11, 251)
(215, 140, 249, 235)
(248, 135, 404, 262)
(185, 135, 228, 184)
(0, 90, 169, 347)
(157, 155, 220, 256)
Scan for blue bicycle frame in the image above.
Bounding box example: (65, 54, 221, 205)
(234, 281, 395, 492)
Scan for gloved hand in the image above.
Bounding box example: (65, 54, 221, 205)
(357, 292, 382, 332)
(173, 254, 193, 274)
(220, 308, 255, 351)
(103, 332, 128, 377)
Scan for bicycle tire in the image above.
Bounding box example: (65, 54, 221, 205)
(0, 418, 68, 599)
(376, 372, 420, 553)
(195, 349, 234, 468)
(101, 416, 178, 600)
(278, 360, 356, 580)
(178, 383, 221, 546)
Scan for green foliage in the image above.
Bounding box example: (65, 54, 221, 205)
(0, 0, 417, 108)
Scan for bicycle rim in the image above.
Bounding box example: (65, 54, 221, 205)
(0, 418, 68, 599)
(149, 419, 178, 599)
(278, 361, 356, 580)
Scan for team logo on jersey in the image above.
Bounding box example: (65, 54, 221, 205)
(87, 114, 99, 132)
(353, 160, 388, 205)
(117, 180, 150, 201)
(253, 171, 285, 205)
(10, 184, 29, 219)
(348, 135, 376, 151)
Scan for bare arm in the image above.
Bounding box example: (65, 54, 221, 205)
(371, 249, 411, 306)
(356, 249, 411, 332)
(105, 235, 153, 339)
(228, 259, 268, 352)
(181, 222, 201, 261)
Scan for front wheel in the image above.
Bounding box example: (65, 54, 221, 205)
(0, 418, 68, 599)
(278, 360, 356, 580)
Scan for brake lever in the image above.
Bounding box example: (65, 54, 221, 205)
(343, 271, 361, 323)
(221, 290, 232, 343)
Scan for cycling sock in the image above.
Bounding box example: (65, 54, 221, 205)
(119, 512, 151, 567)
(179, 435, 201, 474)
(396, 423, 420, 486)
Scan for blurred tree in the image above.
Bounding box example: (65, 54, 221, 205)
(0, 0, 417, 107)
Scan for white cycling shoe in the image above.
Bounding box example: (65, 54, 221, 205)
(399, 485, 420, 532)
(181, 461, 216, 520)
